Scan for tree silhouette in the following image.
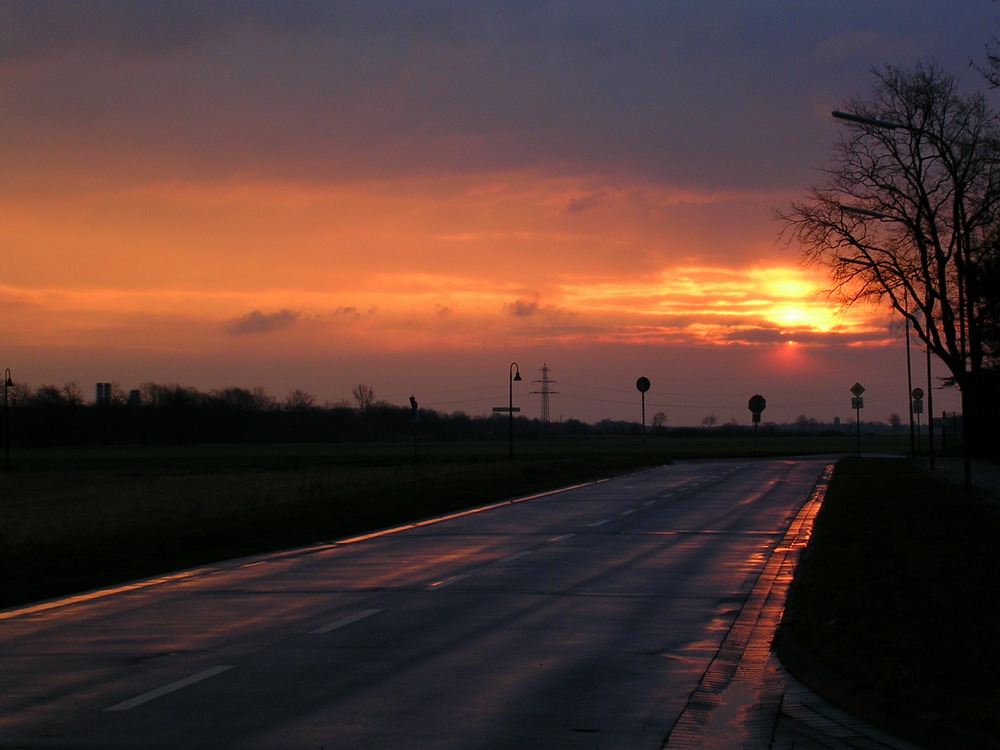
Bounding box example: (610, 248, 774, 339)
(781, 63, 1000, 457)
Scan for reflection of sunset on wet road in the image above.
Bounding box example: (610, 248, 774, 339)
(1, 3, 983, 424)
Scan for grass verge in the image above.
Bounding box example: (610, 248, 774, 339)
(784, 456, 1000, 737)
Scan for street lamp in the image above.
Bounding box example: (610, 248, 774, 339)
(508, 362, 522, 459)
(4, 368, 12, 469)
(832, 110, 906, 131)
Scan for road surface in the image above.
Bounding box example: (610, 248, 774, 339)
(2, 458, 831, 749)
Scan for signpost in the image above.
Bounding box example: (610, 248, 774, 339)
(850, 382, 865, 456)
(636, 377, 650, 435)
(492, 405, 521, 459)
(748, 394, 766, 453)
(908, 387, 924, 451)
(409, 395, 419, 461)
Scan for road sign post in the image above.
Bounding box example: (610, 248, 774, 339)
(850, 383, 865, 456)
(747, 394, 766, 453)
(409, 395, 419, 461)
(636, 377, 650, 437)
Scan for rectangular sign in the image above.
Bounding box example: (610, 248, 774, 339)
(851, 397, 864, 409)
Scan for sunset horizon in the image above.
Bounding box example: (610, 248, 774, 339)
(4, 2, 989, 427)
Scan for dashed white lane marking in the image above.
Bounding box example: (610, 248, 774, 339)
(499, 551, 534, 563)
(644, 500, 657, 506)
(588, 519, 610, 527)
(620, 509, 636, 516)
(106, 666, 234, 712)
(551, 533, 576, 542)
(426, 572, 472, 590)
(310, 608, 382, 634)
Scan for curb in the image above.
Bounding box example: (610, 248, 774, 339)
(774, 622, 1000, 750)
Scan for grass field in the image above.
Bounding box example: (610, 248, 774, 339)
(3, 432, 909, 469)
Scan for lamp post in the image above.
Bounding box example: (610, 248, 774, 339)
(904, 288, 916, 459)
(833, 109, 969, 486)
(508, 363, 522, 459)
(925, 323, 935, 469)
(4, 368, 12, 469)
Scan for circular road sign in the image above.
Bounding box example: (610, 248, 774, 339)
(911, 388, 924, 401)
(636, 377, 651, 393)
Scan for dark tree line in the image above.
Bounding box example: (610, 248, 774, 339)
(2, 381, 655, 449)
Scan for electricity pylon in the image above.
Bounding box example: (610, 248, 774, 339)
(531, 364, 558, 422)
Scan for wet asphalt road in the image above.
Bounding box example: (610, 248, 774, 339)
(0, 458, 919, 749)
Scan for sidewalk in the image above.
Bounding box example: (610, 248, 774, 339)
(916, 455, 1000, 501)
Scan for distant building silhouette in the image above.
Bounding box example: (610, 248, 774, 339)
(95, 382, 111, 406)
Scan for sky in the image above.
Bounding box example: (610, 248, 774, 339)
(2, 1, 997, 427)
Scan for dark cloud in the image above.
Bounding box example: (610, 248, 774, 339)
(225, 308, 299, 335)
(506, 298, 543, 318)
(0, 3, 991, 193)
(504, 295, 569, 318)
(564, 191, 616, 215)
(720, 326, 889, 346)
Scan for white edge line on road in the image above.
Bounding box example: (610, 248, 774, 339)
(309, 608, 382, 634)
(105, 665, 234, 712)
(333, 478, 615, 548)
(499, 551, 534, 563)
(426, 572, 472, 590)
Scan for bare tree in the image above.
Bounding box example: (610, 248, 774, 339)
(779, 63, 1000, 456)
(283, 389, 316, 411)
(61, 382, 85, 406)
(795, 414, 817, 432)
(351, 383, 376, 413)
(976, 29, 1000, 89)
(6, 381, 31, 407)
(702, 414, 717, 430)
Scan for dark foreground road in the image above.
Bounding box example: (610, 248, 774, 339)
(3, 458, 836, 749)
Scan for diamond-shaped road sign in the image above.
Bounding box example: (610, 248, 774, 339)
(850, 382, 866, 397)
